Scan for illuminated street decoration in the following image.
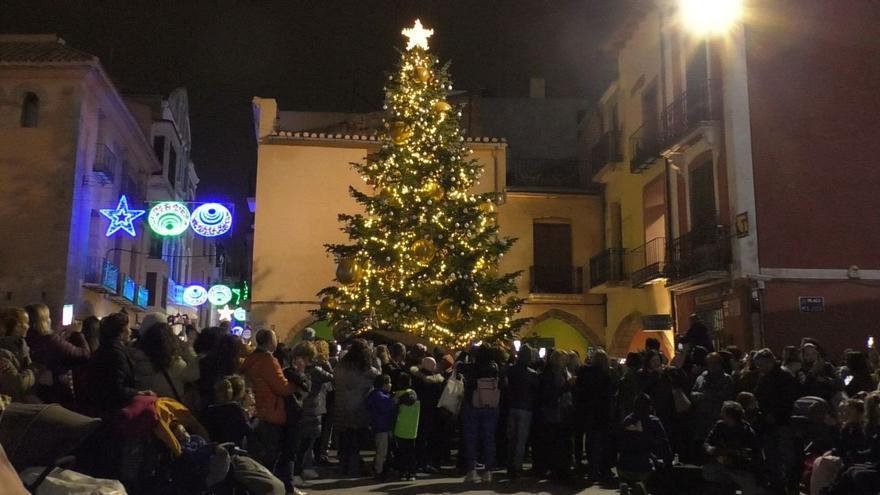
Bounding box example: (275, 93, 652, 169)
(402, 19, 433, 51)
(148, 202, 191, 236)
(231, 281, 250, 306)
(207, 284, 232, 306)
(100, 195, 146, 237)
(231, 325, 244, 336)
(190, 203, 233, 237)
(217, 305, 235, 321)
(182, 285, 208, 306)
(233, 307, 247, 321)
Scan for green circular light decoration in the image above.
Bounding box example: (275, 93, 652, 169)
(148, 202, 191, 236)
(208, 285, 233, 306)
(233, 307, 247, 321)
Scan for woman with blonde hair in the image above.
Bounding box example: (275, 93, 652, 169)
(0, 307, 35, 401)
(25, 303, 90, 406)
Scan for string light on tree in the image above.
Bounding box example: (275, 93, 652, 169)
(311, 19, 525, 348)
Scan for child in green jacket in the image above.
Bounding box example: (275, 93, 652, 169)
(393, 373, 420, 481)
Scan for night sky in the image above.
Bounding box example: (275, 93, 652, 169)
(1, 0, 625, 271)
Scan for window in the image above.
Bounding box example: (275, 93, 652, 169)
(168, 146, 177, 188)
(148, 234, 163, 259)
(20, 92, 39, 128)
(532, 221, 576, 293)
(161, 276, 168, 310)
(152, 136, 165, 175)
(689, 161, 717, 230)
(145, 272, 157, 307)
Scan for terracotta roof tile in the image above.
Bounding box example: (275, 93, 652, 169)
(0, 35, 97, 65)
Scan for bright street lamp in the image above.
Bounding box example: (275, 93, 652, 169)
(679, 0, 743, 36)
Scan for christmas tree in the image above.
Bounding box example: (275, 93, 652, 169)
(312, 19, 525, 349)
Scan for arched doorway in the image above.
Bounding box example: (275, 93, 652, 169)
(518, 309, 602, 358)
(609, 311, 674, 359)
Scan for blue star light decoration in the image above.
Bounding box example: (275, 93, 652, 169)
(100, 195, 146, 237)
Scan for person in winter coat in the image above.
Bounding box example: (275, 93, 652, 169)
(534, 350, 574, 481)
(0, 307, 35, 401)
(88, 313, 150, 416)
(366, 374, 395, 479)
(691, 352, 735, 460)
(240, 329, 302, 495)
(411, 356, 445, 473)
(131, 317, 200, 407)
(333, 339, 380, 476)
(842, 351, 877, 397)
(678, 313, 714, 353)
(800, 342, 838, 402)
(753, 348, 800, 491)
(617, 393, 673, 492)
(577, 349, 615, 482)
(458, 344, 503, 484)
(616, 352, 643, 421)
(702, 401, 762, 495)
(296, 342, 334, 479)
(25, 303, 90, 407)
(198, 332, 243, 412)
(639, 350, 675, 430)
(393, 372, 420, 481)
(505, 344, 540, 478)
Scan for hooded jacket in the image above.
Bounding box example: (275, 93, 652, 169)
(240, 350, 293, 425)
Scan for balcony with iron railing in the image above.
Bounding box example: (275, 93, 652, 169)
(83, 256, 120, 294)
(530, 265, 584, 294)
(629, 237, 667, 287)
(662, 78, 722, 151)
(507, 158, 594, 192)
(666, 225, 731, 284)
(589, 248, 628, 288)
(590, 130, 624, 178)
(629, 121, 663, 174)
(92, 143, 118, 185)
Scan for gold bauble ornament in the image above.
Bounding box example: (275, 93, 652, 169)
(424, 181, 445, 202)
(436, 298, 462, 324)
(320, 296, 338, 310)
(411, 238, 437, 265)
(336, 258, 362, 285)
(433, 101, 452, 114)
(390, 121, 412, 145)
(415, 66, 431, 83)
(479, 202, 496, 214)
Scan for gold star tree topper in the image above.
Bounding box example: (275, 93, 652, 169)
(402, 19, 433, 51)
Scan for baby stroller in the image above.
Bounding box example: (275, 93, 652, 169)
(0, 402, 121, 494)
(151, 397, 283, 495)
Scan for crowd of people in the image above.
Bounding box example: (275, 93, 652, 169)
(1, 304, 880, 495)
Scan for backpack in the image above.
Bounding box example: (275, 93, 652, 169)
(472, 377, 500, 409)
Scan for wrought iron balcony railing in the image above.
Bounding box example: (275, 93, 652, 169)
(667, 225, 731, 282)
(590, 130, 623, 177)
(530, 265, 584, 294)
(629, 122, 663, 173)
(629, 237, 667, 287)
(589, 248, 628, 287)
(507, 158, 591, 191)
(662, 78, 722, 148)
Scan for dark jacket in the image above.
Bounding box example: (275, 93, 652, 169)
(577, 364, 614, 429)
(411, 366, 444, 412)
(458, 361, 501, 406)
(365, 389, 395, 433)
(754, 365, 800, 426)
(0, 336, 34, 401)
(704, 420, 761, 471)
(202, 402, 252, 446)
(304, 364, 334, 418)
(616, 368, 642, 420)
(617, 413, 673, 473)
(639, 368, 675, 422)
(680, 321, 714, 352)
(88, 340, 138, 415)
(506, 362, 540, 411)
(539, 367, 572, 424)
